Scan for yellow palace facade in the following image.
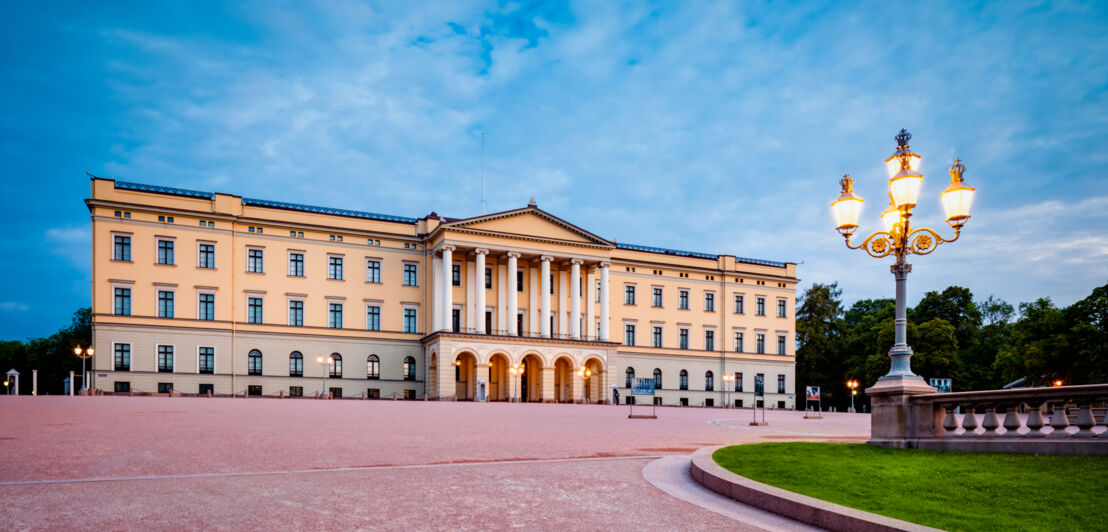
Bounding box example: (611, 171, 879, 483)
(88, 178, 798, 408)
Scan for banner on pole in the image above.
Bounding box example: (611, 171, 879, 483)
(631, 378, 655, 396)
(754, 375, 765, 398)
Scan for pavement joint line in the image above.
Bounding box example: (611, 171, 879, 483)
(0, 454, 662, 487)
(707, 417, 865, 437)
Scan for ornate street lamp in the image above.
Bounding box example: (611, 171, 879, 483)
(316, 355, 334, 398)
(577, 366, 592, 403)
(832, 129, 976, 383)
(509, 364, 523, 402)
(846, 379, 859, 412)
(74, 346, 95, 393)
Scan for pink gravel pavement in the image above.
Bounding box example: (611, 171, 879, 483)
(0, 397, 869, 530)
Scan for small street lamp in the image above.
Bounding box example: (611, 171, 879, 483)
(847, 379, 859, 412)
(3, 380, 8, 396)
(316, 355, 334, 399)
(509, 364, 523, 402)
(832, 129, 976, 383)
(74, 346, 94, 393)
(722, 374, 735, 408)
(578, 366, 592, 403)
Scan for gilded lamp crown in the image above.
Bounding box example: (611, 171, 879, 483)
(895, 129, 911, 150)
(949, 158, 966, 183)
(839, 174, 854, 194)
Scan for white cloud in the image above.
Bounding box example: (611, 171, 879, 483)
(0, 302, 29, 313)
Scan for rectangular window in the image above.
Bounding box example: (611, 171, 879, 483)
(624, 285, 636, 305)
(288, 300, 304, 326)
(247, 248, 264, 273)
(778, 335, 787, 355)
(366, 305, 380, 331)
(485, 267, 492, 289)
(114, 382, 130, 393)
(248, 385, 262, 396)
(403, 263, 418, 286)
(452, 309, 460, 332)
(705, 330, 715, 351)
(328, 256, 344, 280)
(756, 297, 766, 316)
(777, 374, 786, 394)
(652, 326, 662, 348)
(680, 372, 688, 390)
(156, 240, 174, 265)
(734, 331, 744, 352)
(519, 271, 526, 292)
(679, 290, 689, 310)
(624, 324, 635, 346)
(198, 347, 214, 374)
(289, 386, 303, 397)
(549, 274, 555, 295)
(452, 264, 461, 286)
(247, 297, 263, 324)
(114, 343, 130, 371)
(289, 252, 304, 277)
(679, 329, 689, 350)
(734, 294, 744, 314)
(757, 333, 766, 354)
(113, 235, 131, 261)
(652, 287, 663, 308)
(158, 345, 173, 373)
(114, 288, 131, 316)
(403, 308, 417, 333)
(198, 243, 215, 269)
(705, 292, 715, 312)
(157, 290, 174, 318)
(328, 303, 343, 329)
(367, 388, 379, 398)
(777, 299, 787, 318)
(735, 372, 743, 392)
(158, 382, 173, 394)
(366, 259, 381, 283)
(198, 293, 215, 321)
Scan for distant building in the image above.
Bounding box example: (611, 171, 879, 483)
(88, 178, 797, 407)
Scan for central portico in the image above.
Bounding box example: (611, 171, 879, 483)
(423, 202, 620, 401)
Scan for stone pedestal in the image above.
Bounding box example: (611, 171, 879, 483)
(866, 377, 937, 448)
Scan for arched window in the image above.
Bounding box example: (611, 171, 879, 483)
(289, 351, 303, 377)
(653, 368, 662, 390)
(248, 349, 263, 376)
(330, 353, 342, 378)
(705, 371, 714, 391)
(625, 367, 635, 388)
(679, 369, 689, 390)
(403, 356, 416, 381)
(367, 355, 380, 380)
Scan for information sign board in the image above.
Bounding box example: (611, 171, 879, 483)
(806, 386, 820, 401)
(929, 378, 952, 394)
(631, 378, 655, 396)
(754, 375, 765, 397)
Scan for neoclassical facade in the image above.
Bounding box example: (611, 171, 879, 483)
(88, 178, 798, 408)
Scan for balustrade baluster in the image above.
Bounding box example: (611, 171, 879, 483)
(980, 403, 1000, 437)
(1025, 401, 1047, 437)
(941, 404, 958, 437)
(960, 403, 978, 437)
(1048, 401, 1071, 438)
(1001, 402, 1022, 437)
(1072, 402, 1096, 438)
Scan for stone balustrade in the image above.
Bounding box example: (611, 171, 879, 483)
(892, 384, 1108, 455)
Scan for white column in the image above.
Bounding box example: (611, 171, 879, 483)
(570, 259, 582, 339)
(441, 245, 455, 331)
(540, 256, 553, 337)
(497, 262, 507, 333)
(475, 249, 488, 334)
(599, 262, 610, 341)
(466, 258, 476, 330)
(433, 255, 443, 332)
(507, 252, 519, 335)
(586, 268, 596, 340)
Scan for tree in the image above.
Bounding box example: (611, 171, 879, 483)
(0, 308, 90, 395)
(795, 283, 846, 408)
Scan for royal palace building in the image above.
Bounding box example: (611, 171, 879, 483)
(87, 178, 798, 408)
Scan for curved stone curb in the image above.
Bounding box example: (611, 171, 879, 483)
(689, 446, 943, 532)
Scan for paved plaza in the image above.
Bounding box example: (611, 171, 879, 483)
(0, 397, 868, 530)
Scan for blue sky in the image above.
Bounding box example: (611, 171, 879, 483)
(2, 1, 1106, 339)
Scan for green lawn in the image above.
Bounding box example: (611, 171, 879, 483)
(713, 443, 1108, 532)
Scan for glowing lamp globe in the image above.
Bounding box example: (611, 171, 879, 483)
(884, 151, 921, 178)
(831, 175, 864, 234)
(940, 159, 975, 227)
(880, 196, 900, 233)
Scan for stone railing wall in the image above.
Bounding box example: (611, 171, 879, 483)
(897, 384, 1108, 455)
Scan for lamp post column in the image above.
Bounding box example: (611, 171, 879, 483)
(884, 256, 916, 380)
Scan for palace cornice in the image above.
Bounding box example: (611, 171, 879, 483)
(433, 226, 613, 251)
(420, 330, 621, 348)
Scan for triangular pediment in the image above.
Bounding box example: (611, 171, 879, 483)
(444, 208, 612, 246)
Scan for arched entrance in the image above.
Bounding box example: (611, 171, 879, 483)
(554, 356, 574, 403)
(454, 351, 477, 400)
(582, 357, 604, 403)
(521, 353, 544, 403)
(488, 353, 509, 401)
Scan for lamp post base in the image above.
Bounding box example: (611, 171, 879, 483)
(866, 378, 937, 447)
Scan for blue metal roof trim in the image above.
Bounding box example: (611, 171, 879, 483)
(114, 180, 215, 199)
(242, 198, 417, 223)
(617, 242, 787, 268)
